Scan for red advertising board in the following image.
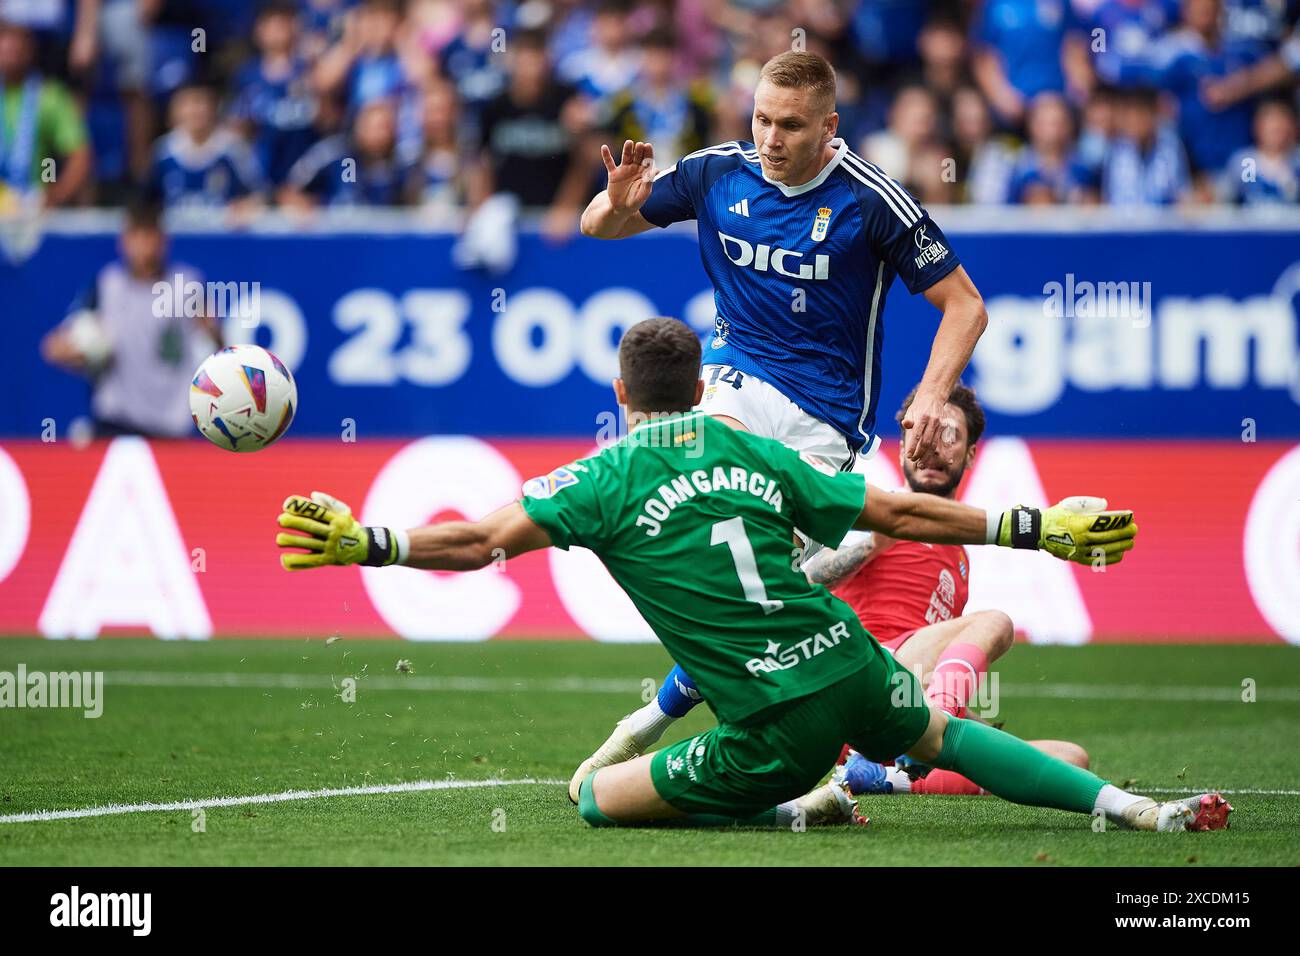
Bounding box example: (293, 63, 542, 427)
(0, 437, 1295, 643)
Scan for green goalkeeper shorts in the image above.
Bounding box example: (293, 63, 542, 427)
(649, 648, 931, 817)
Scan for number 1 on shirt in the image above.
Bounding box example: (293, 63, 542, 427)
(711, 517, 784, 615)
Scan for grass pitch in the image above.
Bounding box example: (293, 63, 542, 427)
(0, 638, 1296, 866)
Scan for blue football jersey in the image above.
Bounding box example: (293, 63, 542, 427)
(151, 130, 265, 209)
(639, 139, 962, 453)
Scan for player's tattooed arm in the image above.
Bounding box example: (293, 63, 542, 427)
(804, 533, 894, 589)
(852, 484, 1138, 566)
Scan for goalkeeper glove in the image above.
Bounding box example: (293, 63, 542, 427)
(995, 496, 1137, 566)
(276, 491, 402, 571)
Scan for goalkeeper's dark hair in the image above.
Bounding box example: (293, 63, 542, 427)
(618, 317, 702, 413)
(895, 382, 986, 445)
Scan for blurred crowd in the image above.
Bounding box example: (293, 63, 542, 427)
(3, 0, 1300, 223)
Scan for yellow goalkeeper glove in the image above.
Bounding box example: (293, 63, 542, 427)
(996, 496, 1137, 566)
(276, 491, 400, 571)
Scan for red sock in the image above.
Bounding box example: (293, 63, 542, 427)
(925, 642, 989, 718)
(911, 770, 986, 796)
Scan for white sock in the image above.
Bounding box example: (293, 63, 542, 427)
(771, 802, 798, 829)
(621, 699, 677, 748)
(884, 766, 913, 794)
(1093, 783, 1147, 821)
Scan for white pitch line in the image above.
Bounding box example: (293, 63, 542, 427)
(102, 671, 640, 694)
(999, 683, 1300, 703)
(2, 779, 1294, 826)
(93, 671, 1300, 703)
(0, 777, 566, 825)
(1143, 787, 1300, 796)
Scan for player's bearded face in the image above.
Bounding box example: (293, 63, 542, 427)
(752, 80, 835, 185)
(900, 417, 971, 498)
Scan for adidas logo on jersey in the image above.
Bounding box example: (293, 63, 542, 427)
(727, 199, 751, 216)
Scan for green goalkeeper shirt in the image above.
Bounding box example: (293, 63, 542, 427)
(520, 412, 881, 724)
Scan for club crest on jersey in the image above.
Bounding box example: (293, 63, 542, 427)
(811, 206, 832, 242)
(711, 316, 730, 349)
(522, 466, 579, 500)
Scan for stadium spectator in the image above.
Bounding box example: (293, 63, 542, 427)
(1219, 97, 1300, 204)
(407, 77, 465, 215)
(74, 0, 156, 185)
(405, 0, 461, 55)
(0, 0, 83, 76)
(437, 0, 507, 114)
(1201, 22, 1300, 115)
(1147, 0, 1255, 193)
(861, 84, 939, 184)
(830, 59, 873, 151)
(1101, 85, 1191, 205)
(150, 80, 264, 215)
(281, 96, 412, 208)
(952, 85, 1019, 204)
(549, 0, 595, 68)
(0, 20, 90, 208)
(557, 0, 639, 104)
(845, 0, 928, 75)
(972, 0, 1093, 126)
(231, 1, 320, 188)
(469, 29, 590, 238)
(300, 0, 354, 63)
(314, 0, 413, 111)
(1008, 92, 1091, 204)
(910, 137, 960, 204)
(1221, 0, 1295, 62)
(664, 0, 724, 80)
(602, 28, 712, 167)
(39, 198, 220, 438)
(711, 6, 811, 142)
(10, 0, 1291, 211)
(1075, 84, 1120, 190)
(910, 14, 974, 102)
(1082, 0, 1176, 87)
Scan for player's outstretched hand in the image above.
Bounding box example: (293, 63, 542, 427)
(601, 139, 657, 214)
(901, 389, 949, 465)
(276, 491, 396, 570)
(997, 496, 1138, 566)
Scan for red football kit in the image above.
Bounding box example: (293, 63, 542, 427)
(832, 536, 984, 786)
(832, 538, 971, 650)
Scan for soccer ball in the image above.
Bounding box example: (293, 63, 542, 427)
(189, 345, 297, 452)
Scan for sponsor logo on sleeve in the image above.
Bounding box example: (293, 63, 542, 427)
(522, 466, 579, 500)
(913, 223, 949, 269)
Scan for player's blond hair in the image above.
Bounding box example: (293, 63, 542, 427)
(759, 52, 837, 114)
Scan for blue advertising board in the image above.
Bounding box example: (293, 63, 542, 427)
(6, 219, 1299, 438)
